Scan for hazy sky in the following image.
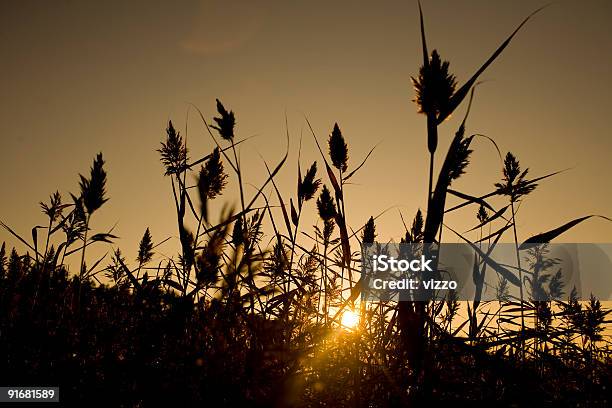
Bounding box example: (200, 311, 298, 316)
(1, 0, 611, 268)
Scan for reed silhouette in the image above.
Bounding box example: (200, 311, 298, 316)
(0, 3, 610, 407)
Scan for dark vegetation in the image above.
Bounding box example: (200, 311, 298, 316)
(0, 4, 610, 407)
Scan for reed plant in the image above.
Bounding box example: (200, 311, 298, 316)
(0, 3, 610, 406)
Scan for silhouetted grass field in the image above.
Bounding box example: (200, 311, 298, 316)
(0, 5, 610, 407)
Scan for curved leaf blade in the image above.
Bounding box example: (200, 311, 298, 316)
(519, 215, 612, 250)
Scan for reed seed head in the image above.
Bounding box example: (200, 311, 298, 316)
(476, 205, 489, 224)
(495, 152, 537, 202)
(79, 153, 108, 215)
(137, 228, 154, 265)
(328, 123, 348, 172)
(40, 191, 64, 223)
(211, 98, 236, 141)
(232, 218, 244, 247)
(197, 216, 229, 285)
(411, 209, 424, 243)
(198, 147, 228, 201)
(316, 185, 336, 222)
(446, 128, 474, 185)
(362, 216, 376, 244)
(179, 225, 195, 272)
(411, 50, 457, 118)
(496, 277, 510, 302)
(158, 120, 188, 175)
(298, 161, 321, 204)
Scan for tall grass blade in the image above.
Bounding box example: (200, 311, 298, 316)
(519, 215, 612, 250)
(446, 225, 521, 286)
(437, 5, 550, 124)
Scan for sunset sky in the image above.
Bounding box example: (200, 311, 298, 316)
(1, 0, 611, 267)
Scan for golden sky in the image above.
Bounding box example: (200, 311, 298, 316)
(1, 0, 611, 265)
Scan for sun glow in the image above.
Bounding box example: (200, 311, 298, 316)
(340, 310, 359, 330)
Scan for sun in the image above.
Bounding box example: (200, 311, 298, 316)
(340, 310, 359, 330)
